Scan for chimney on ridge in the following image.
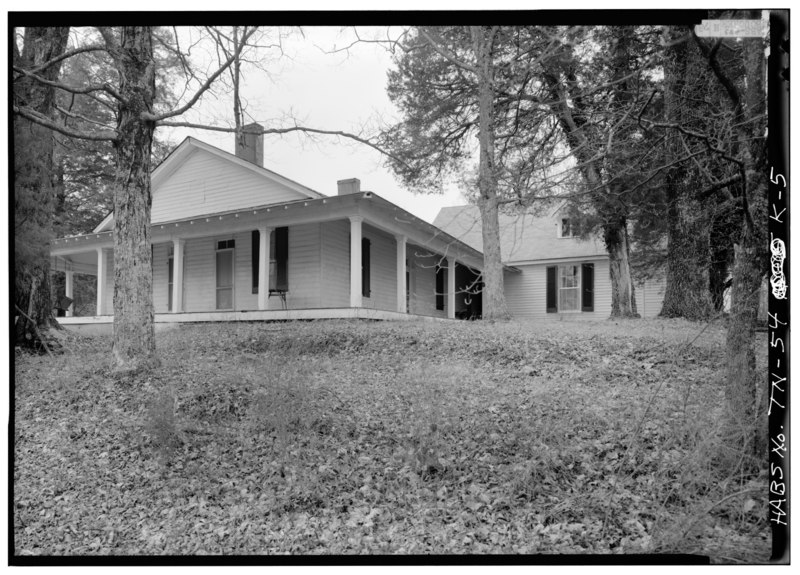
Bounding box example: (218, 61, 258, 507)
(337, 178, 361, 196)
(235, 122, 264, 167)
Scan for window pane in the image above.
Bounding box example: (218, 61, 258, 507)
(560, 265, 579, 288)
(560, 288, 579, 311)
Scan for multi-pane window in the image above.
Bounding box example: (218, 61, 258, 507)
(547, 262, 594, 313)
(559, 265, 580, 311)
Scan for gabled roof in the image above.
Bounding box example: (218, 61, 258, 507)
(94, 137, 324, 233)
(433, 205, 606, 264)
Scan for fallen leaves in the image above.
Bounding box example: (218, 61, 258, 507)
(12, 318, 770, 560)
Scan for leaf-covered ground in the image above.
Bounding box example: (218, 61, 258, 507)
(14, 318, 770, 561)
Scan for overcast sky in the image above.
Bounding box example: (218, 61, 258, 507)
(161, 26, 468, 224)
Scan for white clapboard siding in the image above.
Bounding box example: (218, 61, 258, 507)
(504, 258, 611, 320)
(102, 249, 114, 316)
(286, 223, 322, 309)
(320, 220, 351, 308)
(362, 224, 398, 312)
(152, 242, 170, 313)
(234, 230, 259, 311)
(637, 277, 666, 318)
(182, 237, 216, 312)
(152, 148, 309, 223)
(408, 247, 446, 318)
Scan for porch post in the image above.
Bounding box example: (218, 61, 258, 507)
(396, 235, 407, 313)
(172, 238, 185, 313)
(349, 216, 363, 308)
(257, 226, 272, 310)
(96, 247, 106, 316)
(447, 257, 456, 319)
(65, 267, 74, 317)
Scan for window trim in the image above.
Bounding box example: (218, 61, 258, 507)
(547, 262, 594, 314)
(558, 264, 581, 313)
(559, 218, 574, 238)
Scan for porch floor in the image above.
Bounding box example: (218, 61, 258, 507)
(57, 307, 449, 334)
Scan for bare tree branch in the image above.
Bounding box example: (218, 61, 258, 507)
(13, 65, 126, 103)
(14, 104, 117, 141)
(142, 26, 258, 123)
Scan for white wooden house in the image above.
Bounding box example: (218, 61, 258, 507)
(433, 205, 667, 320)
(50, 126, 485, 328)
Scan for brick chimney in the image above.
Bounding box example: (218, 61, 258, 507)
(337, 178, 361, 195)
(235, 122, 264, 167)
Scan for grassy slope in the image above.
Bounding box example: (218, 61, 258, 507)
(13, 319, 770, 560)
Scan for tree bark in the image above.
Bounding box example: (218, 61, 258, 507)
(110, 27, 159, 372)
(658, 27, 714, 321)
(13, 27, 70, 345)
(604, 217, 639, 317)
(471, 26, 510, 321)
(722, 24, 769, 460)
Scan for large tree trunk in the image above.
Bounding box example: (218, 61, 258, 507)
(659, 26, 713, 321)
(723, 25, 769, 460)
(110, 27, 159, 372)
(659, 180, 714, 320)
(603, 218, 638, 317)
(13, 27, 70, 346)
(471, 26, 510, 321)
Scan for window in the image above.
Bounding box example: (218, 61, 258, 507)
(435, 264, 445, 311)
(362, 237, 371, 298)
(559, 265, 580, 311)
(217, 239, 235, 250)
(560, 218, 574, 238)
(546, 263, 594, 313)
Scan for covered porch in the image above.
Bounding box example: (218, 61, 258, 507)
(50, 185, 485, 326)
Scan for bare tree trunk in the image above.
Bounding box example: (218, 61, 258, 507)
(660, 182, 714, 320)
(13, 27, 70, 346)
(604, 218, 638, 317)
(723, 26, 769, 460)
(659, 26, 713, 321)
(110, 26, 159, 372)
(471, 26, 510, 321)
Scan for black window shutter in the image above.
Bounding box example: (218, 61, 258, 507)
(546, 266, 557, 313)
(435, 265, 444, 310)
(276, 227, 289, 291)
(582, 263, 594, 312)
(362, 237, 371, 297)
(251, 230, 259, 294)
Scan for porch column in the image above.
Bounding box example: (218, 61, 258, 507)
(65, 267, 74, 317)
(172, 238, 185, 313)
(349, 216, 363, 308)
(447, 257, 456, 319)
(96, 247, 106, 316)
(257, 226, 272, 310)
(396, 235, 407, 313)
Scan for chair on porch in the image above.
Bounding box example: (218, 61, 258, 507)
(54, 296, 73, 317)
(268, 289, 288, 310)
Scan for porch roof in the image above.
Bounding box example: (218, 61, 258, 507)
(51, 191, 487, 271)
